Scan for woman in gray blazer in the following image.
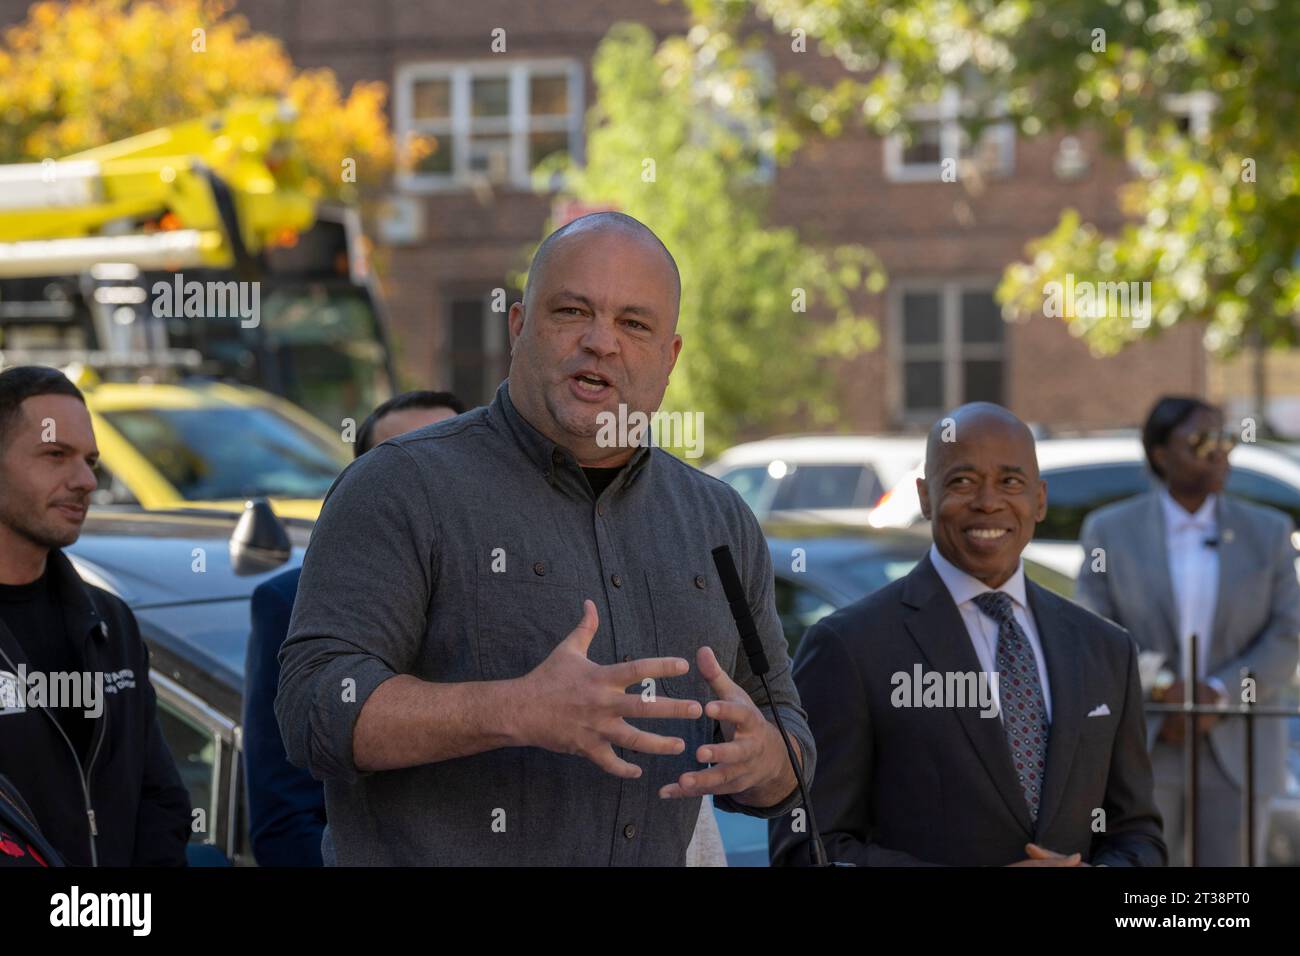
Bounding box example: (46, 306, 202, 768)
(1076, 396, 1300, 866)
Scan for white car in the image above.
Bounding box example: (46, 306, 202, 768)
(707, 435, 927, 526)
(867, 437, 1300, 578)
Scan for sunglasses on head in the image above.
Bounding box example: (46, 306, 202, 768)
(1184, 429, 1236, 458)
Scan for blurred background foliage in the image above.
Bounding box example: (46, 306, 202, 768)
(688, 0, 1299, 362)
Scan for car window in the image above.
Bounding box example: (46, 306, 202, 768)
(104, 406, 349, 501)
(835, 556, 918, 597)
(717, 465, 773, 515)
(1034, 460, 1300, 541)
(90, 461, 139, 507)
(155, 697, 217, 845)
(1024, 560, 1076, 599)
(773, 576, 837, 656)
(1227, 468, 1300, 526)
(1036, 463, 1153, 541)
(771, 464, 881, 511)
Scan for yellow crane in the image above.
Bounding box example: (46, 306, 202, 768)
(0, 99, 396, 429)
(0, 98, 316, 277)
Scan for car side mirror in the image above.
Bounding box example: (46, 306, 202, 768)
(230, 499, 291, 576)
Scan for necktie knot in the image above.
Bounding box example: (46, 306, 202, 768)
(973, 589, 1014, 624)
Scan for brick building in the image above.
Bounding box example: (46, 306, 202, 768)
(9, 0, 1269, 438)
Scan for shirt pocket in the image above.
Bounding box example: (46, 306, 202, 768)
(645, 569, 740, 702)
(475, 559, 582, 682)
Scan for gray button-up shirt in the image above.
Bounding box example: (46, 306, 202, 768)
(276, 381, 815, 865)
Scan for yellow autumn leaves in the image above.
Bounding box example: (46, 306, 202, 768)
(0, 0, 395, 200)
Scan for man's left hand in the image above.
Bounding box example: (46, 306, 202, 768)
(658, 646, 797, 808)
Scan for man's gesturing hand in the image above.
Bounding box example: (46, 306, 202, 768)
(1007, 843, 1085, 867)
(658, 646, 798, 808)
(511, 599, 703, 779)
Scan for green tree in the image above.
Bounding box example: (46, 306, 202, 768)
(693, 0, 1300, 420)
(532, 22, 884, 455)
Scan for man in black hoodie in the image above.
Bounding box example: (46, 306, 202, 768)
(0, 365, 190, 866)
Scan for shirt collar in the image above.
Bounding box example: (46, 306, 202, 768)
(1160, 487, 1217, 534)
(47, 548, 107, 643)
(490, 381, 653, 492)
(928, 542, 1029, 612)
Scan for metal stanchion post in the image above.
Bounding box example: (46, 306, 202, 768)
(1146, 692, 1298, 868)
(1184, 635, 1198, 867)
(1241, 667, 1255, 867)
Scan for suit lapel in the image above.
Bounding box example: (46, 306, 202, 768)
(901, 556, 1035, 838)
(1134, 492, 1180, 662)
(1208, 496, 1248, 673)
(1027, 583, 1083, 841)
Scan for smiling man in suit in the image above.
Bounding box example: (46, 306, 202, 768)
(1075, 397, 1300, 865)
(770, 402, 1165, 867)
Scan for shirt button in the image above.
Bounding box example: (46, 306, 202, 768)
(622, 654, 631, 662)
(611, 573, 623, 588)
(623, 823, 636, 839)
(596, 503, 605, 516)
(694, 575, 706, 589)
(533, 562, 546, 576)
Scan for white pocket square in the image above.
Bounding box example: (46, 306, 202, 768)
(1087, 703, 1111, 717)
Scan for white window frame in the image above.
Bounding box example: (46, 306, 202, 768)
(394, 59, 584, 193)
(1128, 91, 1218, 175)
(889, 280, 1007, 426)
(691, 50, 777, 185)
(884, 86, 1015, 183)
(1161, 91, 1217, 140)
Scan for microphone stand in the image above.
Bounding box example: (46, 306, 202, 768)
(712, 545, 842, 867)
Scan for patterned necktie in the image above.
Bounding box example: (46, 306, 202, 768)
(973, 590, 1050, 821)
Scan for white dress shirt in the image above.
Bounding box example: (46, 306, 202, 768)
(928, 544, 1053, 720)
(1160, 489, 1220, 684)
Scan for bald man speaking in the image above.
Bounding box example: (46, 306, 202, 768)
(771, 404, 1164, 867)
(276, 213, 813, 865)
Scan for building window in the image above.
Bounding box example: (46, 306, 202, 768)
(395, 60, 583, 191)
(443, 290, 512, 406)
(1128, 91, 1217, 175)
(692, 51, 777, 184)
(894, 284, 1005, 424)
(1161, 91, 1216, 140)
(884, 86, 1015, 182)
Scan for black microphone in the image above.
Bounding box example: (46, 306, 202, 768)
(1203, 537, 1218, 549)
(711, 544, 769, 676)
(711, 544, 836, 867)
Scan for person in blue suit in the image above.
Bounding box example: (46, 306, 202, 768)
(243, 390, 465, 866)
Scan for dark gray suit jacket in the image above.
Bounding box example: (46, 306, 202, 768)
(770, 554, 1166, 866)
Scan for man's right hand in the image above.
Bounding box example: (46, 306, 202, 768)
(1007, 843, 1083, 867)
(510, 599, 703, 778)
